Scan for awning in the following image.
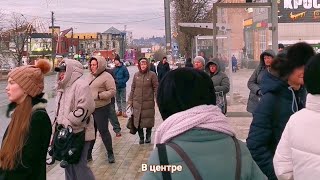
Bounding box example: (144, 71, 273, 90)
(178, 23, 214, 36)
(269, 40, 320, 45)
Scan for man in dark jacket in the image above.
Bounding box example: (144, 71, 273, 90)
(113, 57, 130, 118)
(231, 55, 238, 72)
(150, 60, 157, 74)
(185, 57, 193, 68)
(157, 57, 170, 82)
(205, 59, 230, 114)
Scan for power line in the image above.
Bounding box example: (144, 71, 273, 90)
(55, 16, 165, 25)
(2, 11, 164, 25)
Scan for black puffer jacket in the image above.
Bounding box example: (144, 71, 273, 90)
(246, 72, 306, 180)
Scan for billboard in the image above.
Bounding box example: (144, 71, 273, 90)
(279, 0, 320, 23)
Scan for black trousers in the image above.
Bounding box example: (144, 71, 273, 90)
(88, 104, 113, 156)
(137, 128, 152, 139)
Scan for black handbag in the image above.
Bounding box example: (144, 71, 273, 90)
(126, 114, 137, 135)
(47, 124, 85, 168)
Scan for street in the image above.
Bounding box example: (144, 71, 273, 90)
(0, 65, 254, 179)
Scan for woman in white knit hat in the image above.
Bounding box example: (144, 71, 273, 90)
(193, 56, 206, 71)
(0, 59, 52, 180)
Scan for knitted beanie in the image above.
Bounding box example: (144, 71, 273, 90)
(193, 56, 205, 66)
(8, 59, 51, 97)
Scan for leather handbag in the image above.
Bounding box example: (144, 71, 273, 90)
(126, 115, 137, 135)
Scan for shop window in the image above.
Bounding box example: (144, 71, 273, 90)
(259, 30, 267, 53)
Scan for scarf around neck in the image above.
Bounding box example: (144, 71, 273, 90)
(154, 105, 236, 148)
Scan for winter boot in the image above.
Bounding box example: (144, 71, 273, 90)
(138, 128, 144, 144)
(145, 128, 152, 143)
(107, 150, 115, 163)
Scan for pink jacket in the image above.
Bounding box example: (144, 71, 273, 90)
(54, 59, 95, 141)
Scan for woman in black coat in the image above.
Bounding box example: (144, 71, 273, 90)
(0, 60, 52, 180)
(185, 57, 193, 68)
(246, 42, 315, 180)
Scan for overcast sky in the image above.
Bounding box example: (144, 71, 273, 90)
(2, 0, 165, 38)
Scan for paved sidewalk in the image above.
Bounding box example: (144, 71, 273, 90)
(46, 104, 252, 180)
(46, 68, 254, 179)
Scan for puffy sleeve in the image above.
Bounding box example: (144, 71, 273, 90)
(247, 68, 261, 95)
(246, 93, 278, 180)
(273, 121, 294, 180)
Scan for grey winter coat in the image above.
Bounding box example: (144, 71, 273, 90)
(205, 60, 230, 114)
(247, 49, 275, 113)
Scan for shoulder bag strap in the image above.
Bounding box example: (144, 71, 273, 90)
(156, 144, 172, 180)
(167, 142, 203, 180)
(89, 71, 104, 86)
(231, 136, 242, 180)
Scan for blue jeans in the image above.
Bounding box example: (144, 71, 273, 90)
(116, 88, 126, 113)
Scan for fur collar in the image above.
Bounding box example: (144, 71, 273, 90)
(6, 93, 48, 118)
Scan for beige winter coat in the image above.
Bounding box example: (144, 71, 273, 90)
(129, 65, 158, 128)
(87, 56, 116, 108)
(55, 59, 95, 141)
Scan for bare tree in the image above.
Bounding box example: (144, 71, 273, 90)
(0, 11, 9, 67)
(153, 48, 166, 62)
(172, 0, 213, 57)
(0, 13, 34, 66)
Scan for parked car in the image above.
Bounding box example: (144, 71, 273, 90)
(0, 64, 11, 72)
(82, 62, 88, 69)
(107, 62, 115, 69)
(124, 61, 130, 66)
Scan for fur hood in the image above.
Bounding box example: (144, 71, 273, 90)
(6, 93, 48, 118)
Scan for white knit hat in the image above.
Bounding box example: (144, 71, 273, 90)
(193, 56, 205, 66)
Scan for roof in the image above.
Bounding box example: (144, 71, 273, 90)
(178, 23, 214, 36)
(31, 33, 52, 38)
(178, 23, 230, 36)
(102, 27, 122, 35)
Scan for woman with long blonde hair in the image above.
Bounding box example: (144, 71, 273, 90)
(0, 59, 52, 180)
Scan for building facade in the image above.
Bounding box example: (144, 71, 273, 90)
(244, 0, 320, 61)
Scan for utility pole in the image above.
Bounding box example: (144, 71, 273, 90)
(71, 28, 73, 57)
(164, 0, 172, 55)
(271, 0, 278, 54)
(51, 11, 55, 69)
(212, 6, 218, 57)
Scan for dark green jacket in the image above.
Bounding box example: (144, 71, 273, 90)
(143, 129, 266, 180)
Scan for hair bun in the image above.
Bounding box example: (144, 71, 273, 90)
(35, 59, 51, 74)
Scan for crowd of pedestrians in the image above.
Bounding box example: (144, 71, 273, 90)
(0, 41, 319, 180)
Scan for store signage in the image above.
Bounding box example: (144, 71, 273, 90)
(279, 0, 320, 22)
(243, 19, 253, 26)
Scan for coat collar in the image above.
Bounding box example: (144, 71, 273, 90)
(6, 93, 48, 117)
(306, 94, 320, 112)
